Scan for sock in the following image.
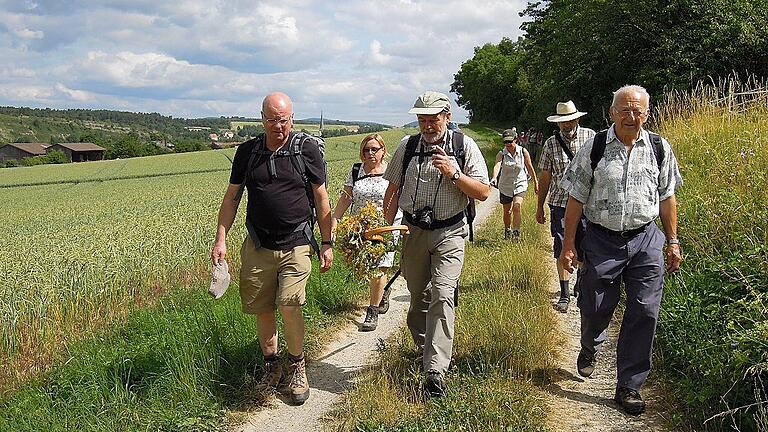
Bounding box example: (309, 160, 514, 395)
(264, 353, 280, 363)
(287, 352, 304, 363)
(559, 280, 569, 299)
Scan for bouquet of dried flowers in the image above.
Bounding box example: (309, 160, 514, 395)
(335, 202, 399, 280)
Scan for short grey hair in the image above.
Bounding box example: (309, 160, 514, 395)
(611, 85, 650, 107)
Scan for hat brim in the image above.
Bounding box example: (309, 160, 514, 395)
(546, 111, 587, 123)
(408, 107, 447, 115)
(503, 137, 517, 142)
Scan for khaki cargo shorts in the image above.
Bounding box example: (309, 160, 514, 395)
(239, 237, 312, 315)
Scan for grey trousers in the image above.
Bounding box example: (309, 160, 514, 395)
(401, 220, 467, 374)
(577, 222, 665, 391)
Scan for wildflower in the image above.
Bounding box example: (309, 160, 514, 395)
(336, 202, 397, 280)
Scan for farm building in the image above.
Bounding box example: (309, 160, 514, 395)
(0, 142, 49, 163)
(47, 143, 106, 162)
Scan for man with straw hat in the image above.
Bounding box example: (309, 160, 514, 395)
(536, 100, 595, 313)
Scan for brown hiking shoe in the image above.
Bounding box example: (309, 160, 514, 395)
(257, 358, 283, 391)
(287, 357, 310, 405)
(361, 305, 379, 331)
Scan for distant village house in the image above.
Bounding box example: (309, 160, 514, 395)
(46, 143, 106, 162)
(0, 142, 49, 162)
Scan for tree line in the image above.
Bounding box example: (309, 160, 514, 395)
(452, 0, 768, 131)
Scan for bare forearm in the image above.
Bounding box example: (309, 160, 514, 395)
(215, 192, 240, 243)
(455, 175, 491, 201)
(313, 187, 333, 241)
(383, 183, 399, 225)
(332, 193, 352, 220)
(537, 170, 552, 209)
(659, 194, 678, 240)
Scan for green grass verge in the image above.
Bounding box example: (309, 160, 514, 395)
(0, 261, 364, 431)
(330, 126, 558, 432)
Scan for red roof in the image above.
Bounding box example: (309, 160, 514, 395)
(53, 142, 106, 152)
(5, 142, 49, 155)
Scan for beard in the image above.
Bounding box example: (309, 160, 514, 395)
(422, 128, 446, 143)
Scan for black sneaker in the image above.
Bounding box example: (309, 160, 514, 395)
(504, 228, 512, 240)
(577, 349, 597, 377)
(378, 287, 391, 314)
(361, 305, 378, 332)
(615, 386, 646, 415)
(554, 296, 569, 313)
(424, 371, 446, 398)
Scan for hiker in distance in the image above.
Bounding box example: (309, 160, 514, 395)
(490, 128, 538, 240)
(382, 91, 490, 398)
(332, 133, 403, 332)
(210, 91, 334, 406)
(535, 101, 595, 313)
(559, 85, 683, 415)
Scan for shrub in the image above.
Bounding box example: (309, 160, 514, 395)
(655, 77, 768, 431)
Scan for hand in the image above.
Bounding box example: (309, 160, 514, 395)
(430, 145, 458, 176)
(535, 206, 546, 225)
(559, 244, 576, 273)
(211, 240, 227, 266)
(666, 243, 682, 273)
(490, 178, 498, 188)
(534, 183, 540, 195)
(320, 244, 333, 273)
(331, 217, 339, 239)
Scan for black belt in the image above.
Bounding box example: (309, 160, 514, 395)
(588, 221, 651, 239)
(404, 211, 464, 230)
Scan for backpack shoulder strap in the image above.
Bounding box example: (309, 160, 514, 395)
(235, 134, 266, 201)
(452, 131, 466, 169)
(590, 130, 609, 172)
(351, 162, 362, 184)
(648, 132, 664, 170)
(554, 130, 575, 161)
(398, 134, 421, 194)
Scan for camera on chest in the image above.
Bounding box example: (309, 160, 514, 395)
(413, 206, 434, 230)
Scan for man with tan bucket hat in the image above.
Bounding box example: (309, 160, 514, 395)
(382, 90, 490, 398)
(536, 100, 595, 313)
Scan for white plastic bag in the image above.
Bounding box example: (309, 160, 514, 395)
(208, 260, 231, 299)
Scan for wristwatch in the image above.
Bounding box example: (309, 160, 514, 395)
(321, 240, 334, 247)
(450, 169, 461, 184)
(667, 238, 680, 245)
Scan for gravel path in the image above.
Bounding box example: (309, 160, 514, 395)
(543, 257, 672, 432)
(233, 190, 500, 432)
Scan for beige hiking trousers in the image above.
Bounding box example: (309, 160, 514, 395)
(401, 220, 468, 374)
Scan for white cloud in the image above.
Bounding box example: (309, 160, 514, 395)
(0, 0, 529, 125)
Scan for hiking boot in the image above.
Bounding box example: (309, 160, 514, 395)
(615, 386, 646, 415)
(378, 287, 391, 314)
(257, 357, 283, 391)
(361, 305, 378, 332)
(287, 357, 310, 405)
(511, 229, 521, 240)
(577, 349, 597, 378)
(554, 296, 570, 313)
(424, 371, 446, 399)
(504, 228, 512, 240)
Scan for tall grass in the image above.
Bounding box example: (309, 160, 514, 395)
(654, 78, 768, 431)
(0, 129, 408, 395)
(331, 127, 557, 432)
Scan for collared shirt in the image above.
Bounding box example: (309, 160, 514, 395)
(538, 126, 596, 208)
(560, 125, 683, 231)
(383, 131, 489, 221)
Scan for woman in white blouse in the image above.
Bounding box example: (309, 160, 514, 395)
(491, 129, 539, 240)
(332, 133, 402, 331)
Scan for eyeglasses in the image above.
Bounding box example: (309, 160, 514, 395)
(615, 108, 648, 118)
(363, 147, 382, 154)
(263, 117, 292, 126)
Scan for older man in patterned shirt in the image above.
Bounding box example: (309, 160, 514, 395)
(536, 101, 595, 313)
(559, 85, 683, 415)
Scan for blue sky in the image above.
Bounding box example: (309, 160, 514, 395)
(0, 0, 527, 126)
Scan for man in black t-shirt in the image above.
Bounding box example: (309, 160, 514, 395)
(211, 92, 333, 406)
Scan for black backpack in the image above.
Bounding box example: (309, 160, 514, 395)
(398, 131, 477, 241)
(589, 130, 664, 174)
(235, 132, 326, 255)
(351, 162, 383, 184)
